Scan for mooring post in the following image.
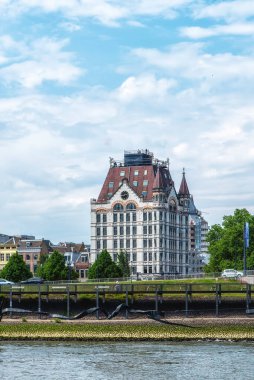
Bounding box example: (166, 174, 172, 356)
(215, 283, 219, 317)
(125, 288, 129, 319)
(38, 284, 41, 319)
(96, 286, 99, 319)
(246, 284, 251, 311)
(160, 284, 163, 304)
(185, 284, 189, 317)
(9, 286, 13, 318)
(155, 286, 159, 313)
(131, 284, 134, 304)
(67, 285, 70, 319)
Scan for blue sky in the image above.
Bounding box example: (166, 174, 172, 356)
(1, 0, 254, 244)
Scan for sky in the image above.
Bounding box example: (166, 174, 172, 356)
(1, 0, 254, 244)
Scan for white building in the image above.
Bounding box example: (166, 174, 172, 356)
(91, 150, 208, 276)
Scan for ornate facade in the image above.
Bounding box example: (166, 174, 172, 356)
(91, 150, 208, 276)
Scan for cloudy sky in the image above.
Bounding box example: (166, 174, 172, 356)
(1, 0, 254, 244)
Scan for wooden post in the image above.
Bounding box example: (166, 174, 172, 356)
(125, 288, 129, 319)
(38, 284, 41, 319)
(9, 286, 13, 318)
(155, 286, 158, 313)
(96, 286, 99, 319)
(185, 284, 189, 317)
(246, 284, 251, 311)
(67, 285, 70, 319)
(215, 283, 219, 317)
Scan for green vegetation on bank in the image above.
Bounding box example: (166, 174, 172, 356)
(206, 208, 254, 273)
(0, 254, 32, 282)
(1, 322, 254, 341)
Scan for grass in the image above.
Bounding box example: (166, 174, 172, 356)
(1, 322, 254, 341)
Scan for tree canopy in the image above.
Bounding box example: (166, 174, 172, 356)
(88, 250, 122, 279)
(117, 250, 130, 277)
(205, 208, 254, 273)
(38, 250, 78, 281)
(1, 253, 32, 282)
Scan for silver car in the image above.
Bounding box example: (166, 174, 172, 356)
(221, 269, 243, 278)
(0, 278, 14, 285)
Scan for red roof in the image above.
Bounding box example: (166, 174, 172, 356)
(97, 164, 173, 202)
(178, 170, 190, 196)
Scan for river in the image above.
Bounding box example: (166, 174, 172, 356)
(0, 341, 253, 379)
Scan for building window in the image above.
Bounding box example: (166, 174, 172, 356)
(143, 226, 147, 235)
(132, 213, 137, 222)
(113, 226, 117, 235)
(114, 203, 123, 211)
(148, 225, 152, 234)
(144, 266, 147, 274)
(149, 239, 153, 248)
(113, 253, 118, 262)
(113, 213, 117, 223)
(126, 213, 130, 222)
(120, 171, 125, 176)
(148, 212, 152, 221)
(149, 266, 153, 274)
(143, 239, 147, 248)
(149, 252, 152, 261)
(126, 203, 136, 210)
(133, 181, 138, 187)
(126, 239, 130, 248)
(114, 240, 117, 249)
(120, 213, 124, 222)
(26, 255, 30, 260)
(143, 252, 147, 261)
(103, 240, 107, 249)
(133, 226, 137, 235)
(96, 227, 100, 236)
(133, 239, 137, 248)
(102, 214, 107, 223)
(108, 181, 114, 188)
(0, 254, 4, 261)
(126, 226, 130, 235)
(120, 226, 124, 235)
(97, 241, 101, 250)
(120, 239, 124, 249)
(132, 252, 137, 261)
(143, 212, 147, 222)
(96, 214, 101, 223)
(143, 180, 148, 187)
(144, 169, 148, 175)
(103, 227, 107, 236)
(142, 191, 147, 197)
(134, 170, 139, 176)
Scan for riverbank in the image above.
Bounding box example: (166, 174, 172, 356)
(1, 318, 254, 341)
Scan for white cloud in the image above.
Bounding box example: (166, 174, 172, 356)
(132, 43, 254, 85)
(194, 1, 254, 22)
(0, 0, 193, 26)
(0, 36, 82, 88)
(181, 22, 254, 39)
(116, 74, 176, 103)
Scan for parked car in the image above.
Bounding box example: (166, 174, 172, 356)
(221, 269, 243, 279)
(0, 278, 14, 285)
(20, 277, 44, 284)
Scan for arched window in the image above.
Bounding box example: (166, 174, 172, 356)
(126, 203, 136, 210)
(113, 203, 123, 211)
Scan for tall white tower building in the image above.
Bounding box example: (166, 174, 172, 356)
(91, 150, 208, 276)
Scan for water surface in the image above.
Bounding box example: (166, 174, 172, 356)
(0, 341, 253, 379)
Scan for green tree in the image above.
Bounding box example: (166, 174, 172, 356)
(38, 250, 78, 281)
(88, 250, 122, 279)
(205, 208, 254, 273)
(117, 250, 130, 277)
(1, 253, 32, 282)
